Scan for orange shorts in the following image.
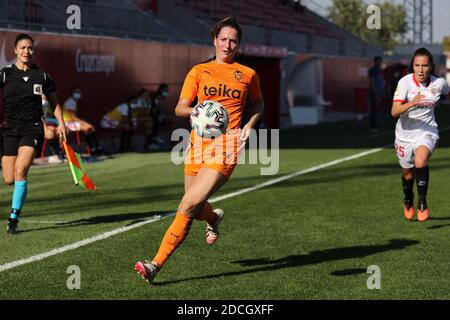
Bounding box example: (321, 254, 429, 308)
(184, 130, 240, 179)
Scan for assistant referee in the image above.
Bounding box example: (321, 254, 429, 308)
(0, 34, 66, 235)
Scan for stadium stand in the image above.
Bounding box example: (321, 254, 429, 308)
(0, 0, 385, 140)
(0, 0, 380, 56)
(0, 0, 182, 41)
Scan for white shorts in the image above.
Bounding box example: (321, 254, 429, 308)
(100, 118, 119, 129)
(65, 121, 81, 132)
(394, 132, 438, 169)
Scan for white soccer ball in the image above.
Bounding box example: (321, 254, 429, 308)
(190, 100, 229, 139)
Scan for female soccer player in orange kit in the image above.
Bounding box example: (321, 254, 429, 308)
(135, 17, 264, 283)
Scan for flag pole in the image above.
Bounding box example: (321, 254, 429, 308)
(62, 141, 80, 185)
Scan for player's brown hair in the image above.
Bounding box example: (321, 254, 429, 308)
(14, 33, 34, 47)
(408, 47, 435, 75)
(210, 17, 242, 43)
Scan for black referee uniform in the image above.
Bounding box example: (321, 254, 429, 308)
(0, 63, 56, 156)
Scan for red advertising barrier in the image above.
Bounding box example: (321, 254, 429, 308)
(353, 88, 368, 113)
(0, 30, 214, 128)
(0, 30, 285, 130)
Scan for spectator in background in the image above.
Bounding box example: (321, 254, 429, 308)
(42, 94, 65, 164)
(63, 87, 103, 155)
(149, 83, 169, 149)
(368, 56, 384, 132)
(100, 96, 135, 153)
(389, 68, 403, 101)
(134, 88, 156, 151)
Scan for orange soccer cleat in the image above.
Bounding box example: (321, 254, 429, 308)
(403, 198, 414, 221)
(417, 209, 429, 222)
(403, 206, 414, 221)
(417, 201, 429, 222)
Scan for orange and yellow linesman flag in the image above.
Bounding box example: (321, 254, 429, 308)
(62, 141, 98, 191)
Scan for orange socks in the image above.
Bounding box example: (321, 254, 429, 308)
(194, 201, 218, 225)
(152, 212, 193, 268)
(152, 204, 218, 269)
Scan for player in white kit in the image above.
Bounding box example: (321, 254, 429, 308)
(392, 48, 450, 222)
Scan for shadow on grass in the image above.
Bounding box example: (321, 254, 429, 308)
(428, 216, 450, 221)
(16, 155, 450, 219)
(19, 210, 174, 234)
(154, 239, 419, 286)
(426, 216, 450, 229)
(427, 224, 450, 230)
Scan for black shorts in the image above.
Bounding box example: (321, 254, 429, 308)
(2, 120, 45, 156)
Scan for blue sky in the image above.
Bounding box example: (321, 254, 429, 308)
(307, 0, 450, 43)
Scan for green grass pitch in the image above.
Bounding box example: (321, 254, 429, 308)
(1, 107, 450, 299)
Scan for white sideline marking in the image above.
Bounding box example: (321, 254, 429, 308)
(210, 147, 384, 203)
(0, 147, 386, 273)
(0, 213, 175, 273)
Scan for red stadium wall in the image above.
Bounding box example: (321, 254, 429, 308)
(293, 54, 444, 115)
(0, 30, 282, 130)
(0, 30, 214, 129)
(296, 54, 374, 113)
(237, 56, 281, 128)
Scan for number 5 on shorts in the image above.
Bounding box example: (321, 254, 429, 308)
(395, 143, 405, 158)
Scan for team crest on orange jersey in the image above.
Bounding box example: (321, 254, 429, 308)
(234, 70, 243, 81)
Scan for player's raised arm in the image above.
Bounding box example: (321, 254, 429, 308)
(391, 93, 426, 118)
(175, 98, 194, 118)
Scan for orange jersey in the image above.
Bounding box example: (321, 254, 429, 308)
(180, 59, 262, 130)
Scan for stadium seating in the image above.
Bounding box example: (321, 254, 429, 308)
(173, 0, 342, 40)
(0, 0, 174, 40)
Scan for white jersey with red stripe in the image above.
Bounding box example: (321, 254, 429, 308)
(393, 73, 450, 142)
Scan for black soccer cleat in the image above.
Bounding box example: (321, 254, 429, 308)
(7, 218, 20, 235)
